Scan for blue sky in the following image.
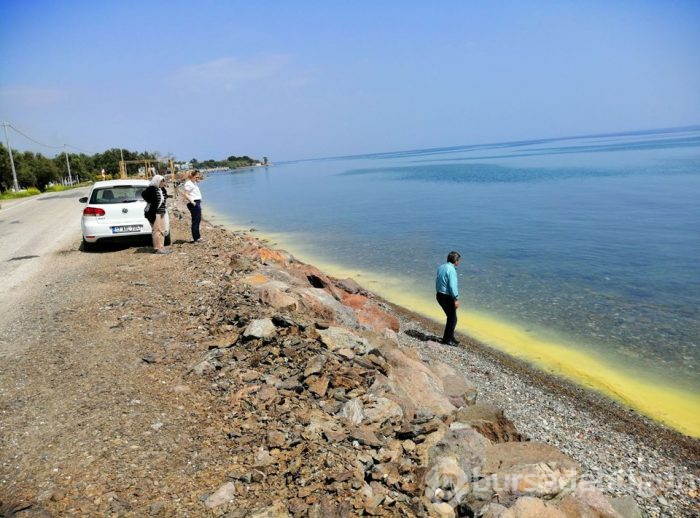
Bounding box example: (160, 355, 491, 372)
(1, 1, 699, 161)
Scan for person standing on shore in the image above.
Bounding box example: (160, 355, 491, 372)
(183, 170, 203, 243)
(142, 174, 171, 254)
(436, 251, 461, 345)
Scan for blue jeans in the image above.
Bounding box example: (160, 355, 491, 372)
(187, 200, 201, 241)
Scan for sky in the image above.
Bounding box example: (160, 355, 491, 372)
(1, 1, 699, 161)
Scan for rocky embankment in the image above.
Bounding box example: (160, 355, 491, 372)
(1, 200, 698, 517)
(181, 220, 649, 518)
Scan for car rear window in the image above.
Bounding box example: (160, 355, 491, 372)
(90, 185, 146, 204)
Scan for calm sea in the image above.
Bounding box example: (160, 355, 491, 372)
(204, 126, 700, 432)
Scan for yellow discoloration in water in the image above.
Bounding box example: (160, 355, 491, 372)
(213, 221, 700, 437)
(375, 285, 700, 438)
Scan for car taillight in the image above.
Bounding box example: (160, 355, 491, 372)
(83, 206, 106, 216)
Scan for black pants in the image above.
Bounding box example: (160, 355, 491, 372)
(187, 200, 201, 241)
(436, 292, 457, 343)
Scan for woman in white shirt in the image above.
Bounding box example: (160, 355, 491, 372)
(183, 170, 203, 242)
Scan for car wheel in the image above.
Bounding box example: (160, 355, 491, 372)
(82, 239, 97, 252)
(164, 233, 171, 246)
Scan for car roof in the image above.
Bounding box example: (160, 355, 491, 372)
(92, 179, 150, 188)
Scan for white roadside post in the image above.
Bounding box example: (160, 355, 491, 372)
(2, 122, 20, 192)
(64, 145, 73, 185)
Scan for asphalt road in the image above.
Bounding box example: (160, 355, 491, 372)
(0, 188, 89, 322)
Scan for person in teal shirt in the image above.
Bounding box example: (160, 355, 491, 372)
(435, 251, 461, 345)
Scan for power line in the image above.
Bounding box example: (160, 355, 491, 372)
(7, 123, 64, 150)
(65, 144, 94, 154)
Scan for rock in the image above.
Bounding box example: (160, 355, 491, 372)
(373, 346, 457, 419)
(452, 404, 522, 443)
(298, 289, 357, 327)
(259, 285, 299, 311)
(193, 359, 215, 376)
(427, 427, 490, 477)
(336, 347, 355, 359)
(242, 273, 270, 286)
(427, 501, 456, 518)
(258, 247, 293, 266)
(481, 442, 580, 475)
(348, 425, 383, 447)
(267, 430, 286, 448)
(489, 462, 579, 502)
(481, 503, 510, 517)
(337, 277, 363, 294)
(304, 354, 327, 378)
(249, 502, 291, 518)
(304, 409, 346, 441)
(362, 396, 404, 428)
(557, 486, 625, 517)
(428, 361, 478, 408)
(501, 496, 566, 517)
(308, 376, 330, 397)
(341, 293, 401, 333)
(228, 253, 255, 272)
(318, 327, 372, 354)
(339, 398, 365, 426)
(204, 482, 236, 509)
(424, 456, 470, 505)
(609, 496, 642, 518)
(244, 318, 277, 339)
(254, 447, 276, 467)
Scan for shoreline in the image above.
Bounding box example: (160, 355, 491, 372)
(193, 202, 699, 514)
(201, 202, 700, 438)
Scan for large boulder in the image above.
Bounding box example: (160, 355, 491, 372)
(428, 361, 478, 408)
(424, 456, 471, 507)
(373, 346, 457, 420)
(452, 404, 522, 443)
(557, 486, 627, 518)
(290, 263, 342, 299)
(204, 482, 236, 509)
(258, 247, 294, 266)
(318, 327, 373, 354)
(489, 461, 579, 502)
(496, 496, 567, 517)
(481, 442, 580, 475)
(341, 293, 400, 333)
(297, 288, 357, 327)
(243, 318, 277, 339)
(257, 282, 299, 311)
(362, 396, 404, 428)
(426, 427, 491, 477)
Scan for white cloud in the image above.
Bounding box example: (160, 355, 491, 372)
(0, 86, 66, 107)
(172, 54, 310, 94)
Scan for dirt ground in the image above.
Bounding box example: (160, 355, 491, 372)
(0, 215, 237, 516)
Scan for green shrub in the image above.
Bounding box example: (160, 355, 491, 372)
(0, 187, 41, 200)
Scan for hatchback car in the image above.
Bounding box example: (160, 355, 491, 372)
(79, 179, 170, 250)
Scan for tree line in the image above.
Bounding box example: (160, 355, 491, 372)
(0, 144, 158, 192)
(191, 155, 267, 170)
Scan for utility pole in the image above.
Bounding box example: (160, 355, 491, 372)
(63, 144, 73, 184)
(2, 122, 20, 192)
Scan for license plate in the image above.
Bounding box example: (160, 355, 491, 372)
(112, 225, 142, 233)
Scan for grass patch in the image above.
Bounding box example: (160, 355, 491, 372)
(44, 182, 91, 192)
(0, 187, 41, 200)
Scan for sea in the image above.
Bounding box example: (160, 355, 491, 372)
(203, 126, 700, 436)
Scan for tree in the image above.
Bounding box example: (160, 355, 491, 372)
(0, 143, 14, 191)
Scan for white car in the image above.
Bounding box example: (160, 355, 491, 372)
(79, 179, 170, 250)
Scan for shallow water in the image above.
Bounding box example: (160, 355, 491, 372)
(204, 126, 700, 435)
